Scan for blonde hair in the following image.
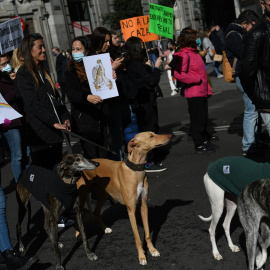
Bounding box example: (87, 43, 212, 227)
(11, 48, 24, 73)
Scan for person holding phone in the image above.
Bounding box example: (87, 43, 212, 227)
(202, 29, 223, 77)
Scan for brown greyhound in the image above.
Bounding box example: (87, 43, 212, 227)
(76, 132, 172, 265)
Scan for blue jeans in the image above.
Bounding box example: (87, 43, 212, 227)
(0, 175, 13, 252)
(236, 77, 258, 151)
(1, 129, 29, 183)
(148, 53, 157, 70)
(205, 61, 222, 76)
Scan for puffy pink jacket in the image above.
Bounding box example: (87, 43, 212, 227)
(174, 47, 212, 98)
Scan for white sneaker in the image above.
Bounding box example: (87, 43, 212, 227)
(171, 90, 178, 96)
(217, 74, 223, 78)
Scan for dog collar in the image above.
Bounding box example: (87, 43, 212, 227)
(124, 155, 145, 171)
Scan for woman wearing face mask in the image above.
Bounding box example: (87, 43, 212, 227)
(64, 35, 107, 159)
(0, 53, 26, 183)
(16, 34, 71, 170)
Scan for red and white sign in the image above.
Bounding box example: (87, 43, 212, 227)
(72, 21, 91, 37)
(13, 16, 25, 31)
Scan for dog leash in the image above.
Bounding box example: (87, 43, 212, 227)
(63, 129, 122, 159)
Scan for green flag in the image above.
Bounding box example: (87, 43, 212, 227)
(149, 3, 173, 39)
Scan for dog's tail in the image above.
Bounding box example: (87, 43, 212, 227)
(256, 235, 267, 269)
(198, 214, 212, 222)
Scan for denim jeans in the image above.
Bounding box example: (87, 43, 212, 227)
(236, 77, 258, 151)
(0, 176, 13, 252)
(260, 111, 270, 136)
(205, 61, 222, 76)
(148, 53, 157, 70)
(1, 129, 24, 183)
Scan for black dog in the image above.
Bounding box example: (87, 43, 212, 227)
(16, 154, 99, 270)
(238, 179, 270, 270)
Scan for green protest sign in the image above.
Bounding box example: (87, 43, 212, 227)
(149, 3, 173, 39)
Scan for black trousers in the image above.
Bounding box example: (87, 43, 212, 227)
(187, 97, 210, 148)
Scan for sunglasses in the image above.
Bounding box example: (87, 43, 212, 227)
(31, 33, 43, 39)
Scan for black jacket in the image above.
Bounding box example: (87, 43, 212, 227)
(64, 63, 101, 135)
(56, 53, 66, 83)
(224, 23, 245, 77)
(209, 31, 225, 54)
(20, 165, 77, 211)
(16, 64, 70, 146)
(240, 17, 270, 109)
(124, 61, 161, 132)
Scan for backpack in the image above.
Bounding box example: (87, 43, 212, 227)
(222, 30, 243, 83)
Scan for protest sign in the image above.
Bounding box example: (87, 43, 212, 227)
(0, 93, 22, 124)
(0, 17, 24, 54)
(149, 3, 173, 39)
(120, 15, 159, 42)
(83, 53, 119, 100)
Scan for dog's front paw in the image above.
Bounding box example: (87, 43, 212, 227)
(230, 245, 240, 253)
(58, 242, 64, 249)
(214, 253, 223, 260)
(19, 246, 25, 253)
(140, 259, 147, 265)
(105, 227, 112, 234)
(87, 252, 98, 261)
(56, 266, 64, 270)
(150, 250, 160, 257)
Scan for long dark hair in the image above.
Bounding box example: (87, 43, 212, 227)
(123, 36, 147, 65)
(20, 34, 55, 91)
(91, 27, 111, 54)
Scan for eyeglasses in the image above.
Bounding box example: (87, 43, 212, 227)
(0, 61, 9, 68)
(31, 33, 43, 39)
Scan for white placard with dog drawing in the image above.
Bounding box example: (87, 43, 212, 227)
(83, 53, 119, 100)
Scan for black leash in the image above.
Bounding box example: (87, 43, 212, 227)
(62, 129, 122, 159)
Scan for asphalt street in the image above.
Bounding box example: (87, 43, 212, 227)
(2, 66, 270, 270)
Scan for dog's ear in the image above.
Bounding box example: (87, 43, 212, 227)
(127, 138, 139, 153)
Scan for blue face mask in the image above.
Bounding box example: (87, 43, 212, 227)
(2, 64, 12, 74)
(196, 38, 201, 48)
(72, 52, 85, 62)
(52, 52, 57, 56)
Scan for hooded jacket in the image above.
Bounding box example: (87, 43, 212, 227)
(173, 47, 212, 98)
(240, 17, 270, 110)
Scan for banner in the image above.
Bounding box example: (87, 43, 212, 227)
(120, 15, 159, 42)
(83, 53, 119, 100)
(0, 17, 24, 54)
(149, 3, 173, 39)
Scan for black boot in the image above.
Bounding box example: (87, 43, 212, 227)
(2, 250, 38, 270)
(0, 253, 7, 270)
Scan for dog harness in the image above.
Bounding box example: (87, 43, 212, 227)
(19, 165, 77, 211)
(207, 156, 270, 196)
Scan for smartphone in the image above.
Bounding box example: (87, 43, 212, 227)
(121, 52, 127, 58)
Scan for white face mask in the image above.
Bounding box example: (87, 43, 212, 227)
(216, 27, 219, 31)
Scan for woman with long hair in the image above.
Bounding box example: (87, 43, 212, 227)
(174, 29, 214, 153)
(16, 34, 71, 169)
(65, 35, 107, 158)
(123, 37, 165, 172)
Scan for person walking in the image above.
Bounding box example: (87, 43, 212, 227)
(203, 29, 222, 77)
(174, 29, 214, 153)
(240, 0, 270, 141)
(52, 46, 66, 104)
(225, 10, 260, 156)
